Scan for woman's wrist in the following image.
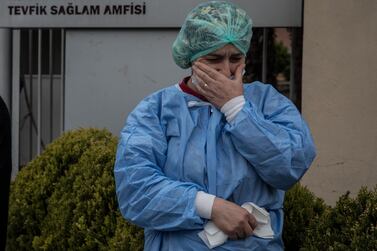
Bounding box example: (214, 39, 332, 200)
(220, 95, 245, 122)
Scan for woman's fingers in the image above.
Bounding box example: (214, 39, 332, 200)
(191, 61, 244, 107)
(192, 67, 220, 98)
(211, 198, 257, 241)
(248, 214, 258, 230)
(192, 74, 215, 98)
(235, 63, 245, 82)
(192, 65, 216, 87)
(228, 223, 253, 240)
(194, 61, 225, 81)
(244, 219, 254, 237)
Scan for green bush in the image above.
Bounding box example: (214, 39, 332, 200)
(302, 187, 377, 251)
(283, 183, 328, 251)
(7, 128, 143, 251)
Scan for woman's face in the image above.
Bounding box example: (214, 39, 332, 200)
(195, 44, 245, 79)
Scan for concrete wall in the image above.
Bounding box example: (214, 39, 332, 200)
(301, 0, 377, 205)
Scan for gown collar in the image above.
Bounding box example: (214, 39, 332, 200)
(178, 76, 208, 102)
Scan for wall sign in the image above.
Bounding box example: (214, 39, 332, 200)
(0, 0, 302, 28)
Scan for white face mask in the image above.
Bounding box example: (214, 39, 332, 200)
(191, 74, 199, 85)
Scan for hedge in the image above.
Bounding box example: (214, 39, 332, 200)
(6, 128, 143, 251)
(283, 183, 328, 251)
(301, 187, 377, 251)
(6, 128, 377, 250)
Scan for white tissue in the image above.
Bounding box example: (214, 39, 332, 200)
(242, 202, 274, 238)
(198, 222, 228, 248)
(198, 202, 274, 249)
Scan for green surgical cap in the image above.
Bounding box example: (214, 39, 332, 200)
(172, 1, 253, 69)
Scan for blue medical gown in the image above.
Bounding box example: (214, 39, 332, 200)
(114, 82, 316, 251)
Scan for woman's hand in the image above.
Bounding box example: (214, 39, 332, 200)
(191, 61, 245, 108)
(211, 197, 257, 240)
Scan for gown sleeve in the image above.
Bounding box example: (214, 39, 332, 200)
(114, 95, 204, 231)
(225, 83, 316, 191)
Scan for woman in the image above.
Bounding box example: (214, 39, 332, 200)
(114, 1, 316, 250)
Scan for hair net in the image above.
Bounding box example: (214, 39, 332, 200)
(172, 1, 253, 69)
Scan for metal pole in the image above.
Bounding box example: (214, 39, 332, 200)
(11, 29, 20, 179)
(28, 30, 33, 160)
(49, 29, 54, 142)
(37, 29, 42, 155)
(262, 28, 268, 83)
(0, 29, 11, 111)
(60, 29, 65, 134)
(290, 28, 297, 103)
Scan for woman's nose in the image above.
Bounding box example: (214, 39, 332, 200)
(216, 60, 232, 78)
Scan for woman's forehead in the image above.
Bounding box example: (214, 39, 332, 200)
(207, 44, 243, 56)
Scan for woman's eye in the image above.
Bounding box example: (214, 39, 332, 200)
(205, 58, 221, 63)
(230, 57, 242, 63)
